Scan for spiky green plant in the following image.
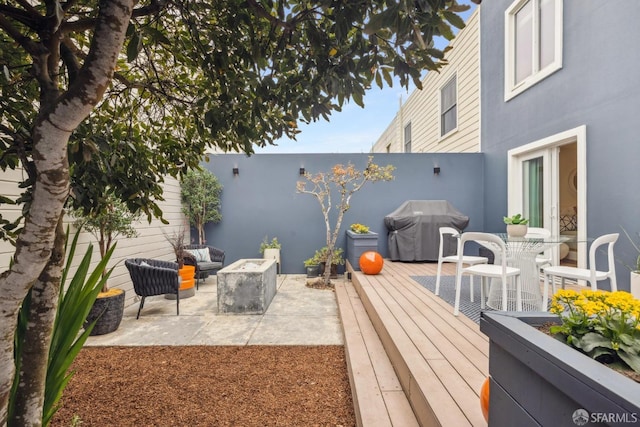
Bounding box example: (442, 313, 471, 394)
(10, 227, 115, 425)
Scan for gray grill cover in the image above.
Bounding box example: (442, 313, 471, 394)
(384, 200, 469, 261)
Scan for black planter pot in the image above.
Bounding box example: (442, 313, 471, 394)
(480, 312, 640, 426)
(319, 262, 338, 279)
(86, 289, 125, 336)
(305, 265, 320, 278)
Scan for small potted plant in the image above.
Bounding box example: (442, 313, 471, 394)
(304, 256, 320, 278)
(503, 213, 529, 237)
(346, 223, 379, 271)
(259, 236, 281, 273)
(315, 246, 345, 279)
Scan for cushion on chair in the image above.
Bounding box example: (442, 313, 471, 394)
(197, 261, 223, 272)
(186, 248, 211, 263)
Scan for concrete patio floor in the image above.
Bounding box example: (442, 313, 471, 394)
(85, 274, 343, 347)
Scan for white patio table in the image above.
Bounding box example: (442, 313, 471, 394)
(479, 234, 572, 311)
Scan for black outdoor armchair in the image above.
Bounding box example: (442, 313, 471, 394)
(125, 258, 180, 319)
(183, 244, 225, 289)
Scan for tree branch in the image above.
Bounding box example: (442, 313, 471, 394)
(0, 3, 40, 28)
(62, 0, 168, 34)
(0, 14, 45, 57)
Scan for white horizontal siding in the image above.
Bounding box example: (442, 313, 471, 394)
(371, 8, 480, 154)
(0, 174, 189, 308)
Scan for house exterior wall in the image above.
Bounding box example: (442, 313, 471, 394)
(371, 8, 480, 153)
(480, 1, 640, 290)
(0, 174, 188, 307)
(203, 153, 485, 274)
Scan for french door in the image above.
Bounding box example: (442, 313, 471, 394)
(507, 126, 587, 268)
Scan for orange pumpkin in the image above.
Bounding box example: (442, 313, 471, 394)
(480, 376, 490, 422)
(359, 251, 383, 275)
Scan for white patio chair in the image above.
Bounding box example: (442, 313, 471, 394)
(542, 233, 619, 311)
(454, 232, 522, 316)
(525, 227, 552, 269)
(435, 227, 488, 304)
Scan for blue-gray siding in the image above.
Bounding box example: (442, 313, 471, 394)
(481, 1, 640, 289)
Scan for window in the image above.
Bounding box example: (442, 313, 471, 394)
(440, 74, 457, 137)
(404, 123, 411, 153)
(505, 0, 563, 100)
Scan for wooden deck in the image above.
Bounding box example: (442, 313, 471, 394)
(335, 260, 489, 427)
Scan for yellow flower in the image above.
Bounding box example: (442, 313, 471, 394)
(350, 223, 370, 234)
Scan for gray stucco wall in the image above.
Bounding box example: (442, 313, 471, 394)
(481, 1, 640, 290)
(202, 153, 484, 273)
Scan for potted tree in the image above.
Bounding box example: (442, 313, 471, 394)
(259, 236, 281, 273)
(181, 168, 223, 244)
(503, 213, 529, 237)
(164, 226, 196, 298)
(70, 194, 138, 335)
(297, 157, 394, 286)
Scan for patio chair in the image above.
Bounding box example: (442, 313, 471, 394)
(435, 227, 488, 304)
(183, 244, 225, 289)
(542, 233, 618, 311)
(125, 258, 180, 319)
(455, 232, 522, 315)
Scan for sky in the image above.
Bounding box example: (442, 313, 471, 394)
(255, 2, 478, 154)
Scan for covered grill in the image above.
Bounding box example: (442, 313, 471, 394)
(384, 200, 469, 261)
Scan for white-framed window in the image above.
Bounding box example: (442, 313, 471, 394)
(440, 73, 457, 137)
(404, 123, 412, 153)
(504, 0, 563, 101)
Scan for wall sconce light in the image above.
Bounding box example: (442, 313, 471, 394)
(299, 167, 306, 175)
(232, 167, 239, 176)
(433, 166, 441, 176)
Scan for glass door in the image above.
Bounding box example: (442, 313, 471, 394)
(513, 149, 558, 235)
(508, 126, 587, 269)
(510, 147, 560, 264)
(522, 156, 545, 227)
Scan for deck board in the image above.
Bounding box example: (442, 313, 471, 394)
(335, 279, 419, 427)
(348, 260, 489, 427)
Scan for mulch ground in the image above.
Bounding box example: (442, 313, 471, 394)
(50, 346, 355, 427)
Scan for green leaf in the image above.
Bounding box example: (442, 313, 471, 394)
(575, 332, 613, 353)
(126, 29, 142, 62)
(618, 349, 640, 374)
(443, 11, 466, 30)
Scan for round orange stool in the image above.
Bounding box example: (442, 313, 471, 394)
(480, 376, 490, 422)
(359, 251, 384, 275)
(178, 265, 196, 290)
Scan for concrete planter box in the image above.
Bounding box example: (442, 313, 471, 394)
(346, 230, 378, 271)
(217, 258, 277, 314)
(480, 312, 640, 426)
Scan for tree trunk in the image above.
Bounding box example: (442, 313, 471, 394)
(0, 1, 135, 424)
(11, 220, 65, 426)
